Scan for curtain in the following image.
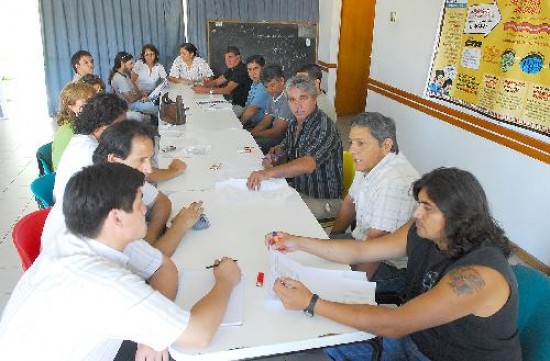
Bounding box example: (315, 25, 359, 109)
(186, 0, 319, 61)
(40, 0, 185, 114)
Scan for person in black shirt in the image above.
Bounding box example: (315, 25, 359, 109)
(268, 167, 521, 361)
(193, 46, 252, 114)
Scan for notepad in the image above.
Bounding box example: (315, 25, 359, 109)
(175, 269, 244, 327)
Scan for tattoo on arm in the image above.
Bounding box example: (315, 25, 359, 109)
(446, 267, 485, 296)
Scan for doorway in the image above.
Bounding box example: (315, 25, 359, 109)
(335, 0, 376, 115)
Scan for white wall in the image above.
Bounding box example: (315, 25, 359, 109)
(318, 0, 341, 104)
(367, 0, 550, 265)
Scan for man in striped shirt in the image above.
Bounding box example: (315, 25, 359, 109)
(247, 75, 343, 219)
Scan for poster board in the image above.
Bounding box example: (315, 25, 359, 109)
(427, 0, 550, 136)
(207, 21, 318, 79)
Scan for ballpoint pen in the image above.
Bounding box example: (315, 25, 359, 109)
(205, 259, 238, 269)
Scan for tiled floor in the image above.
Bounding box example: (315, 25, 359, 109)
(0, 97, 54, 312)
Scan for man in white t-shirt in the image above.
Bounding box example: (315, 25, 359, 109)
(93, 120, 203, 257)
(0, 163, 241, 360)
(330, 112, 419, 283)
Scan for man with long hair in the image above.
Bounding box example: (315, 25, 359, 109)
(269, 167, 521, 361)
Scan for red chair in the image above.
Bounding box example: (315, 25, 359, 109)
(12, 207, 52, 271)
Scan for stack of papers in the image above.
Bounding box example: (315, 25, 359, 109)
(266, 250, 377, 306)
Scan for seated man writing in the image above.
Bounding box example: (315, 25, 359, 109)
(247, 75, 343, 220)
(93, 120, 202, 256)
(193, 46, 252, 116)
(0, 163, 241, 360)
(268, 167, 521, 361)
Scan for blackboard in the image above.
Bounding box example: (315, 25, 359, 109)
(207, 21, 318, 79)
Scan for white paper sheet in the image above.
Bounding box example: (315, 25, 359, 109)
(265, 250, 377, 306)
(176, 269, 244, 327)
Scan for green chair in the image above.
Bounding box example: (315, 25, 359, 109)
(320, 150, 355, 227)
(512, 264, 550, 361)
(31, 172, 55, 209)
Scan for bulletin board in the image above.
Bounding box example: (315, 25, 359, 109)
(427, 0, 550, 136)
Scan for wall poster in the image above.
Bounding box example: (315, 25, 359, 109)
(427, 0, 550, 135)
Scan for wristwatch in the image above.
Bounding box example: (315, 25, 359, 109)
(209, 88, 214, 94)
(303, 294, 319, 317)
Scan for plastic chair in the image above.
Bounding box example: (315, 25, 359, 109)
(31, 172, 56, 209)
(12, 207, 52, 271)
(512, 264, 550, 361)
(320, 151, 355, 227)
(342, 150, 355, 198)
(36, 142, 53, 176)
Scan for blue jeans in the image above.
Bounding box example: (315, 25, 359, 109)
(130, 100, 158, 115)
(324, 337, 431, 361)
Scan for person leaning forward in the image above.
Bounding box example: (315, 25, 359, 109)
(267, 167, 521, 361)
(0, 163, 241, 360)
(247, 75, 343, 220)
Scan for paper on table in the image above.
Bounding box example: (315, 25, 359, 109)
(266, 250, 376, 306)
(196, 99, 233, 112)
(214, 178, 292, 205)
(176, 270, 244, 326)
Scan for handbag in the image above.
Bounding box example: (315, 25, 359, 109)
(159, 93, 186, 125)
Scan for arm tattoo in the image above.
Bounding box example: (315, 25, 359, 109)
(446, 267, 485, 296)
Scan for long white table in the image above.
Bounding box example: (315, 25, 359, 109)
(157, 84, 373, 360)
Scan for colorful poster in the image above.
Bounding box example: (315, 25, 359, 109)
(427, 0, 550, 135)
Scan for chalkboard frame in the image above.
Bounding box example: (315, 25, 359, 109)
(207, 20, 318, 79)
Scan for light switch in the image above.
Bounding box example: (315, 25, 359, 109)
(390, 11, 397, 23)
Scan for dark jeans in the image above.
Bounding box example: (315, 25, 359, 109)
(324, 336, 431, 361)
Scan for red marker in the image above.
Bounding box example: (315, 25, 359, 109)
(256, 272, 265, 287)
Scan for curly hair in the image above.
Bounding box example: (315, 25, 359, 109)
(412, 167, 511, 258)
(56, 82, 96, 126)
(73, 93, 128, 135)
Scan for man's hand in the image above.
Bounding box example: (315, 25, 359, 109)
(212, 257, 241, 288)
(274, 278, 312, 311)
(168, 159, 187, 174)
(246, 169, 270, 190)
(192, 85, 209, 94)
(264, 231, 298, 253)
(135, 343, 169, 361)
(172, 201, 204, 230)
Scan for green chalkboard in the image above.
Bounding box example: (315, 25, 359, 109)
(207, 20, 318, 79)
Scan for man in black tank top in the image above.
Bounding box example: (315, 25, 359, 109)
(268, 167, 521, 361)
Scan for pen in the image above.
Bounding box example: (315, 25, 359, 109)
(205, 259, 238, 269)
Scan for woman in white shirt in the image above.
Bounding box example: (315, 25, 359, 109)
(131, 44, 167, 96)
(168, 43, 213, 85)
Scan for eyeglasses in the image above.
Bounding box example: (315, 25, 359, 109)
(121, 54, 133, 61)
(144, 53, 155, 57)
(287, 94, 313, 105)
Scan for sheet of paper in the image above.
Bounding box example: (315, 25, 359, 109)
(196, 99, 233, 112)
(265, 250, 376, 306)
(214, 178, 293, 205)
(175, 269, 244, 327)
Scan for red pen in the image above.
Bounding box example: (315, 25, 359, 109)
(256, 272, 265, 287)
